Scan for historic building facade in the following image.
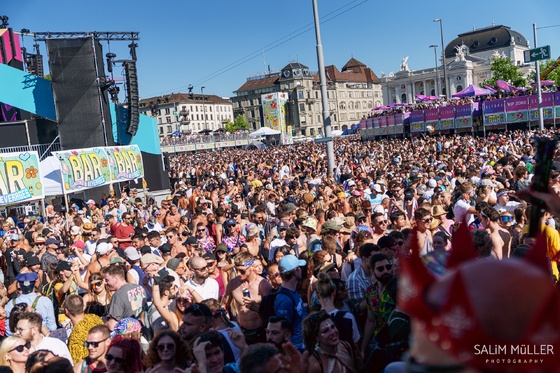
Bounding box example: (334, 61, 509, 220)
(139, 93, 234, 137)
(232, 58, 383, 137)
(381, 25, 534, 104)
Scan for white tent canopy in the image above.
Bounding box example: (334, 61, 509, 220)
(249, 127, 281, 137)
(40, 156, 64, 196)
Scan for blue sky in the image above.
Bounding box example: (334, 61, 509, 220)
(5, 1, 560, 99)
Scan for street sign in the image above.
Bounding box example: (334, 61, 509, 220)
(173, 111, 178, 115)
(524, 45, 551, 63)
(314, 137, 332, 143)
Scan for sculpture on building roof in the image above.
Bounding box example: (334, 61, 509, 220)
(400, 57, 409, 72)
(454, 43, 468, 62)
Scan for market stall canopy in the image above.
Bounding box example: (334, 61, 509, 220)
(249, 127, 281, 137)
(452, 84, 494, 98)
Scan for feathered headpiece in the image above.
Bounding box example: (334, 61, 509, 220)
(398, 222, 560, 372)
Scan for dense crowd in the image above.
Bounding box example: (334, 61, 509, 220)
(1, 128, 560, 373)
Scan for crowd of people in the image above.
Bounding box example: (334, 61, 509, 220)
(1, 127, 560, 372)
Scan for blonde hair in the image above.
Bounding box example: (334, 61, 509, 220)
(0, 336, 25, 366)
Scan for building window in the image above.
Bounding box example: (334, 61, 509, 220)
(299, 103, 305, 111)
(317, 115, 321, 123)
(166, 116, 171, 123)
(158, 118, 162, 124)
(298, 91, 304, 99)
(315, 91, 319, 99)
(310, 128, 315, 136)
(159, 127, 163, 134)
(167, 125, 172, 133)
(165, 108, 170, 115)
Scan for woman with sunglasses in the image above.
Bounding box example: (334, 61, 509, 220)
(82, 273, 111, 318)
(144, 331, 189, 373)
(0, 336, 30, 373)
(105, 336, 143, 373)
(303, 310, 359, 373)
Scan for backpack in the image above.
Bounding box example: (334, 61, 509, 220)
(40, 281, 61, 328)
(331, 310, 354, 346)
(258, 287, 298, 324)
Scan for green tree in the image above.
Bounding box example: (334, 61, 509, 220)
(483, 56, 527, 88)
(538, 58, 560, 85)
(224, 115, 249, 132)
(224, 120, 235, 132)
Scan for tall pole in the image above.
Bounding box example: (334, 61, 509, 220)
(434, 19, 447, 98)
(312, 0, 335, 177)
(201, 86, 208, 131)
(533, 23, 544, 131)
(430, 45, 440, 96)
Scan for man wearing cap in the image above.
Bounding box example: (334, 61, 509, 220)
(268, 221, 289, 261)
(85, 199, 100, 221)
(85, 241, 114, 283)
(124, 246, 143, 285)
(41, 237, 61, 272)
(5, 272, 57, 335)
(274, 255, 306, 350)
(493, 189, 524, 213)
(223, 252, 271, 343)
(7, 252, 44, 297)
(104, 260, 147, 331)
(303, 218, 321, 253)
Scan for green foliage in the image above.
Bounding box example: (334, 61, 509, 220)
(483, 56, 527, 88)
(224, 115, 249, 132)
(224, 120, 235, 132)
(44, 74, 52, 81)
(538, 59, 560, 85)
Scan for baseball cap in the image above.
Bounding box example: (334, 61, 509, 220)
(124, 246, 141, 261)
(185, 236, 198, 245)
(46, 237, 60, 246)
(278, 222, 289, 231)
(216, 243, 227, 252)
(347, 180, 356, 187)
(86, 199, 96, 205)
(166, 258, 182, 272)
(203, 252, 216, 261)
(159, 243, 172, 254)
(55, 260, 72, 272)
(284, 203, 297, 213)
(141, 253, 164, 266)
(279, 255, 307, 273)
(322, 220, 342, 233)
(96, 242, 113, 255)
(24, 254, 41, 267)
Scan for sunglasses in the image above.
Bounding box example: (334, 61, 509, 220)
(421, 218, 433, 223)
(269, 272, 280, 279)
(157, 343, 176, 352)
(193, 266, 208, 272)
(176, 297, 189, 304)
(375, 264, 393, 272)
(106, 354, 124, 364)
(376, 220, 388, 225)
(197, 229, 206, 233)
(9, 341, 31, 353)
(501, 216, 514, 223)
(84, 338, 108, 348)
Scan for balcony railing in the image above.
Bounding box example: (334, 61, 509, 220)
(0, 141, 62, 160)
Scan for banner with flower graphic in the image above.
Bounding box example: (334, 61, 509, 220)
(54, 148, 111, 193)
(0, 151, 44, 205)
(105, 145, 144, 182)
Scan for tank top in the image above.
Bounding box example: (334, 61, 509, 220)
(85, 301, 107, 318)
(212, 268, 225, 298)
(80, 358, 107, 373)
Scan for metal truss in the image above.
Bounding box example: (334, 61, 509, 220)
(33, 31, 139, 41)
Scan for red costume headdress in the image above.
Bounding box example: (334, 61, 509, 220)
(398, 222, 560, 372)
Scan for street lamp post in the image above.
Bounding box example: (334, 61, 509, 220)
(201, 86, 208, 131)
(434, 18, 447, 98)
(429, 45, 440, 96)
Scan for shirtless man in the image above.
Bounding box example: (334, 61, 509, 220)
(481, 207, 509, 259)
(222, 251, 272, 344)
(165, 228, 187, 257)
(164, 205, 181, 229)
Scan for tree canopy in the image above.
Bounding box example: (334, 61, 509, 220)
(224, 114, 249, 132)
(538, 58, 560, 85)
(483, 56, 527, 88)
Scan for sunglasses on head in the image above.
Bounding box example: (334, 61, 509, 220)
(157, 343, 176, 352)
(84, 338, 108, 348)
(106, 354, 124, 364)
(9, 341, 30, 353)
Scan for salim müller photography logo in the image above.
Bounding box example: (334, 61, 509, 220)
(474, 344, 554, 365)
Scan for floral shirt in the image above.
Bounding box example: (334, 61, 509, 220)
(199, 236, 216, 253)
(222, 233, 246, 252)
(365, 282, 396, 336)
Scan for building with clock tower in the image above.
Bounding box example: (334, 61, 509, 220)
(232, 58, 383, 137)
